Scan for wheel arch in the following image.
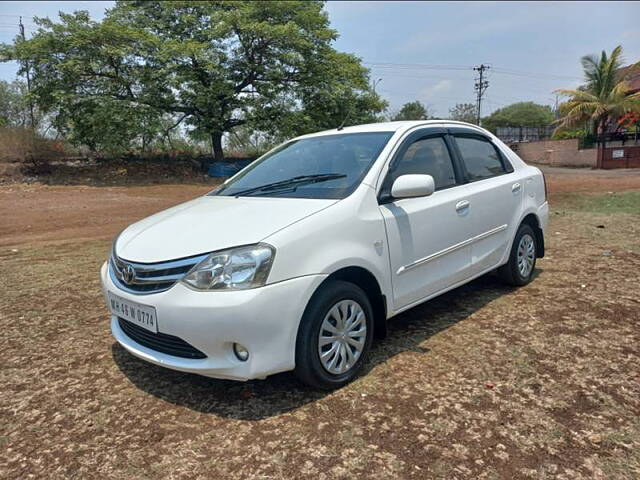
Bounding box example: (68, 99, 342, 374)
(520, 213, 545, 258)
(308, 266, 388, 340)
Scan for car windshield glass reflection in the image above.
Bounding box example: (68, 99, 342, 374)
(211, 132, 393, 199)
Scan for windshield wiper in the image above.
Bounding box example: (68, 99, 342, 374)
(230, 173, 347, 197)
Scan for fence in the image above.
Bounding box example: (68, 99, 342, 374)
(594, 131, 640, 147)
(495, 126, 555, 143)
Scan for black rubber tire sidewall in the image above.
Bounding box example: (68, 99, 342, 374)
(294, 280, 374, 390)
(500, 223, 537, 286)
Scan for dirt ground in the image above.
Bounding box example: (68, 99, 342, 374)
(0, 183, 215, 247)
(540, 166, 640, 196)
(1, 167, 639, 479)
(1, 166, 638, 249)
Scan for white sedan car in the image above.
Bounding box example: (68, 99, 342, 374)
(101, 121, 548, 389)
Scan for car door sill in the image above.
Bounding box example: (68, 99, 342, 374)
(396, 224, 507, 275)
(390, 260, 507, 318)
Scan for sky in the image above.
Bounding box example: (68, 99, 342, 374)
(1, 1, 639, 118)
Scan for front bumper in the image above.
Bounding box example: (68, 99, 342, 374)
(101, 262, 326, 381)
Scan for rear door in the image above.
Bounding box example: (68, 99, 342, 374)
(449, 131, 522, 275)
(379, 129, 473, 310)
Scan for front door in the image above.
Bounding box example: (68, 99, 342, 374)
(379, 133, 473, 311)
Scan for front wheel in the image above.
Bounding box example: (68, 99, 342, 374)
(294, 280, 374, 390)
(498, 223, 537, 286)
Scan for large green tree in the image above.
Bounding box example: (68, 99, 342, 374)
(481, 102, 554, 133)
(2, 1, 385, 160)
(448, 103, 477, 124)
(0, 80, 30, 127)
(555, 45, 640, 136)
(391, 101, 429, 121)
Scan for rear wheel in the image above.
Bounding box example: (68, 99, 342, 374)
(294, 280, 373, 390)
(498, 223, 537, 286)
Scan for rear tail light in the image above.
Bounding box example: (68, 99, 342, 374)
(542, 172, 548, 201)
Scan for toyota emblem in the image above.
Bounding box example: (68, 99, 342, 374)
(122, 264, 136, 285)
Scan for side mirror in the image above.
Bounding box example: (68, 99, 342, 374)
(391, 174, 435, 199)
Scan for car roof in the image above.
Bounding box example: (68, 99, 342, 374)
(294, 120, 488, 140)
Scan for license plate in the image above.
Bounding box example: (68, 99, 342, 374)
(107, 292, 158, 333)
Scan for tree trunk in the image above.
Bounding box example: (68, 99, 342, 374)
(211, 132, 224, 162)
(596, 117, 606, 169)
(165, 132, 174, 152)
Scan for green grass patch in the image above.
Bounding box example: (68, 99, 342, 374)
(563, 192, 640, 215)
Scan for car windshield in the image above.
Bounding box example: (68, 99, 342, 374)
(211, 132, 394, 199)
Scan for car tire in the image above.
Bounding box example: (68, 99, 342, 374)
(498, 223, 537, 286)
(294, 280, 374, 390)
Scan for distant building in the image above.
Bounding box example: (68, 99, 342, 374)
(617, 64, 640, 93)
(615, 64, 640, 129)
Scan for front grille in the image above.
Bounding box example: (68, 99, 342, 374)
(109, 252, 208, 295)
(118, 318, 207, 359)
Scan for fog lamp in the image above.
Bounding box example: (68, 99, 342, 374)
(233, 343, 249, 362)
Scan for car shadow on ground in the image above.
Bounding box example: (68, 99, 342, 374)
(112, 271, 537, 421)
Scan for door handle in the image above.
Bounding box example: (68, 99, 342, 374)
(512, 183, 522, 193)
(455, 200, 470, 212)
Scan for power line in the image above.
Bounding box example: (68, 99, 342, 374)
(491, 67, 582, 81)
(368, 71, 463, 81)
(364, 62, 473, 71)
(365, 60, 583, 83)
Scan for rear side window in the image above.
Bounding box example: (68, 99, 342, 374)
(392, 136, 457, 190)
(455, 136, 507, 181)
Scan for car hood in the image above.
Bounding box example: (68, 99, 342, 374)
(115, 195, 336, 263)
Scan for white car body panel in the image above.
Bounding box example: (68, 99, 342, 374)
(101, 120, 548, 381)
(264, 183, 393, 311)
(379, 184, 473, 309)
(116, 195, 336, 262)
(461, 172, 522, 276)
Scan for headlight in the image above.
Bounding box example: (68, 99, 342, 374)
(181, 243, 275, 291)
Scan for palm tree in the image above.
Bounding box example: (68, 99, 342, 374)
(555, 45, 640, 136)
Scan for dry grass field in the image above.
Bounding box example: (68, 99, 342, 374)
(1, 167, 639, 479)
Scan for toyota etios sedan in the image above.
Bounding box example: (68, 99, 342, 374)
(102, 121, 548, 389)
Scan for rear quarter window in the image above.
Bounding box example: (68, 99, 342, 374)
(455, 136, 508, 181)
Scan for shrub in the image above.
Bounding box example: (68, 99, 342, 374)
(552, 128, 587, 140)
(0, 127, 68, 174)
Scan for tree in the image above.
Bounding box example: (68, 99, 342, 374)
(0, 80, 30, 127)
(555, 45, 640, 136)
(52, 97, 169, 154)
(226, 123, 280, 157)
(391, 101, 429, 121)
(481, 102, 554, 133)
(3, 1, 385, 161)
(448, 103, 477, 124)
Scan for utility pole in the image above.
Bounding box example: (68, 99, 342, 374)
(372, 78, 382, 94)
(19, 16, 36, 129)
(473, 64, 489, 126)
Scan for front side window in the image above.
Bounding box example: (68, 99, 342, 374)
(391, 136, 457, 190)
(455, 136, 506, 181)
(211, 132, 394, 199)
